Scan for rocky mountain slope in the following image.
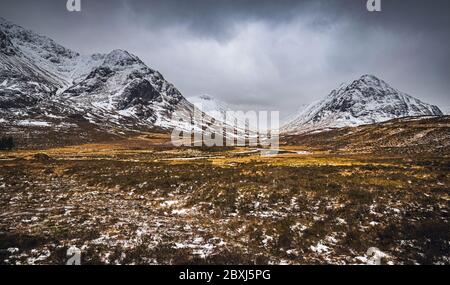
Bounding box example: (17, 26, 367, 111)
(282, 75, 443, 134)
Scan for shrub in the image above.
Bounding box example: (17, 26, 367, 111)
(0, 136, 15, 150)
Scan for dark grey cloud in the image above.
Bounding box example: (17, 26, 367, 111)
(1, 0, 449, 116)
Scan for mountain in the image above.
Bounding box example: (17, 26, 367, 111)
(188, 95, 232, 118)
(188, 95, 265, 133)
(0, 17, 197, 147)
(60, 49, 191, 126)
(188, 94, 246, 127)
(281, 104, 311, 125)
(282, 75, 443, 134)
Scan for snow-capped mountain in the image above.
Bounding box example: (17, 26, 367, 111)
(0, 17, 197, 140)
(281, 104, 311, 125)
(282, 75, 443, 134)
(188, 95, 233, 118)
(188, 94, 240, 123)
(188, 95, 261, 131)
(61, 49, 189, 125)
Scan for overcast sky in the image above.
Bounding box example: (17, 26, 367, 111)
(1, 0, 449, 115)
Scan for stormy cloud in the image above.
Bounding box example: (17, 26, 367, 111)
(1, 0, 449, 115)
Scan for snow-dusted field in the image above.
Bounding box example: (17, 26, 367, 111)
(0, 137, 448, 265)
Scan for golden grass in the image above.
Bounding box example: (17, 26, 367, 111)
(0, 133, 427, 171)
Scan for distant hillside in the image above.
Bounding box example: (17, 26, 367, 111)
(283, 116, 450, 155)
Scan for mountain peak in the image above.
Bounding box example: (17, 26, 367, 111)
(103, 49, 142, 67)
(199, 94, 213, 101)
(353, 74, 387, 88)
(188, 94, 231, 114)
(0, 17, 13, 28)
(0, 30, 16, 55)
(359, 74, 380, 81)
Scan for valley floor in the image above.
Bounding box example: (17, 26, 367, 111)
(0, 134, 449, 265)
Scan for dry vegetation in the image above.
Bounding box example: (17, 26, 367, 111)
(0, 119, 449, 265)
(283, 116, 450, 156)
